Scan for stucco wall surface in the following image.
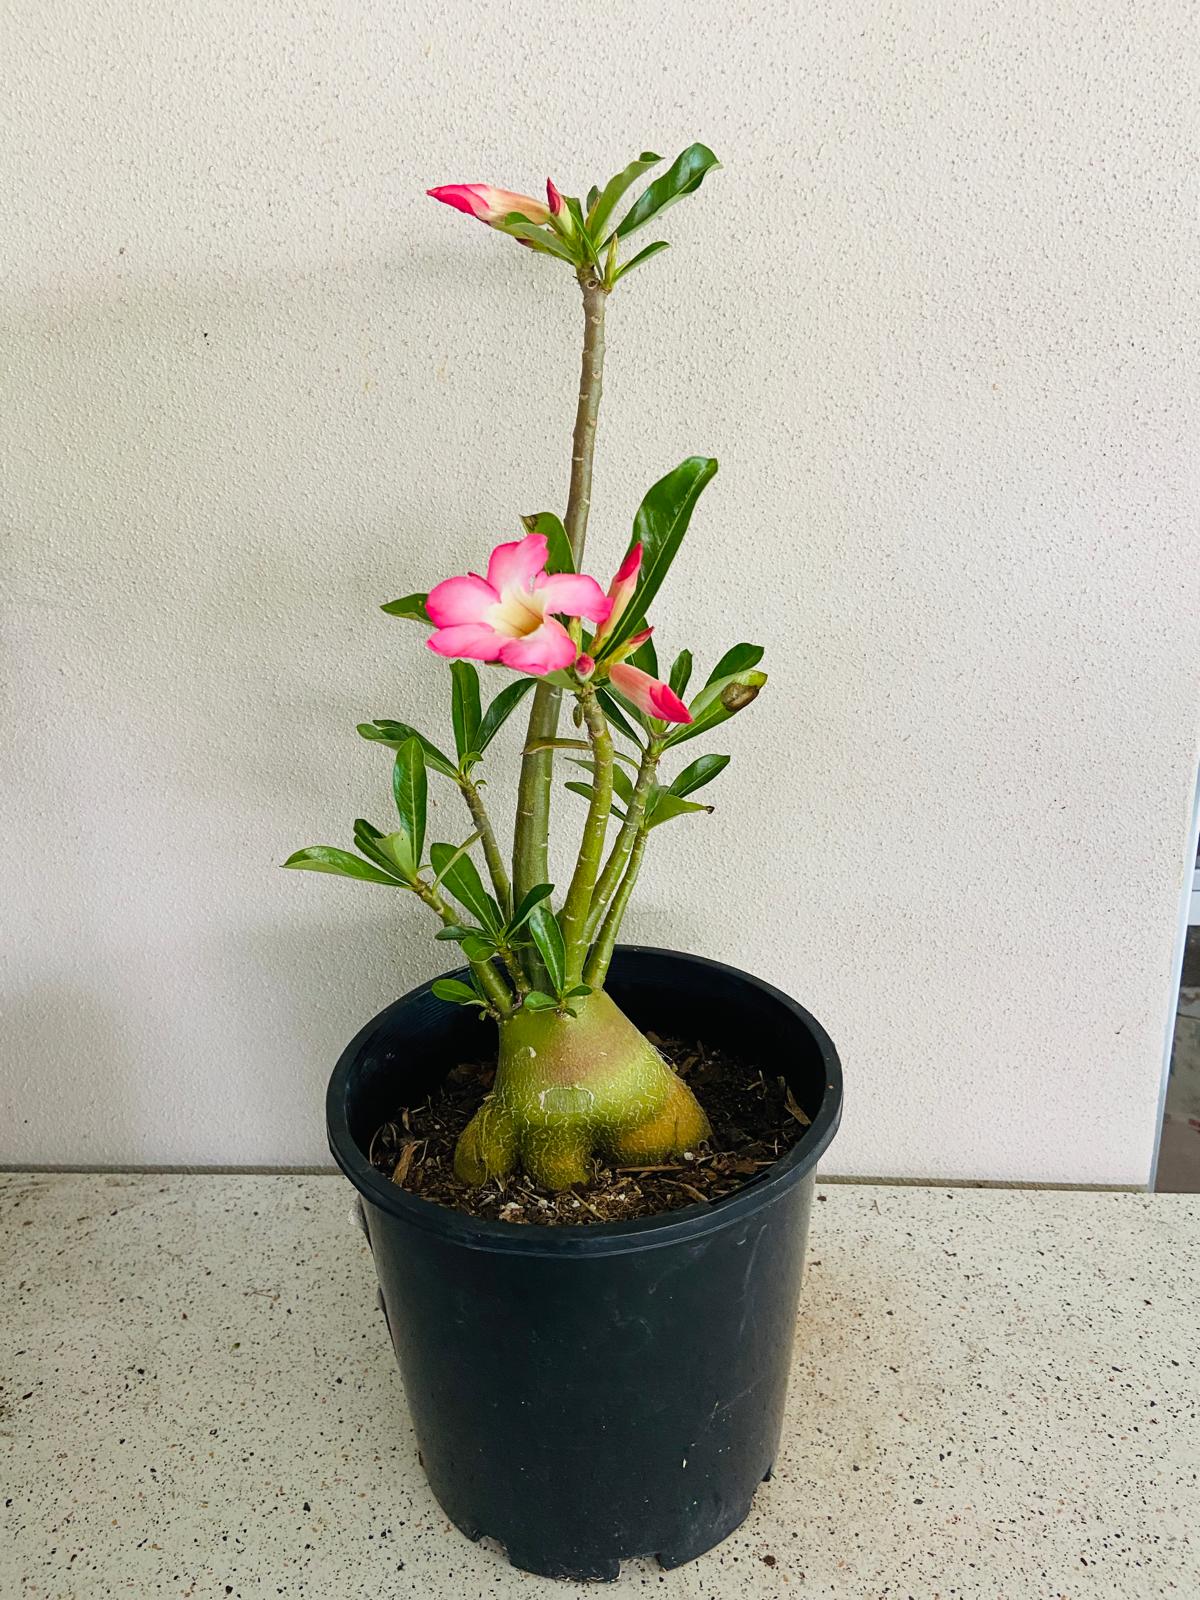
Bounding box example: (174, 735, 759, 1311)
(3, 0, 1198, 1180)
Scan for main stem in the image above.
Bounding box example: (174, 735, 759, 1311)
(559, 688, 614, 984)
(512, 275, 608, 914)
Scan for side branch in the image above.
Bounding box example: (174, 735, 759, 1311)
(559, 688, 614, 985)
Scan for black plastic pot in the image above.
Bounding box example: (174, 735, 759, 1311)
(327, 946, 842, 1581)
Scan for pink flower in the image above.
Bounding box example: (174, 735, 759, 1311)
(609, 662, 692, 724)
(546, 178, 565, 217)
(426, 534, 612, 676)
(427, 184, 550, 228)
(591, 543, 643, 649)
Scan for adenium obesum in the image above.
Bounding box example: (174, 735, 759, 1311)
(287, 144, 768, 1190)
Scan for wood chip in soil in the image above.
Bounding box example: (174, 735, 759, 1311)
(368, 1034, 812, 1226)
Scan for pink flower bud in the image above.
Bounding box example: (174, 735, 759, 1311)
(575, 653, 596, 681)
(546, 178, 564, 217)
(427, 184, 550, 228)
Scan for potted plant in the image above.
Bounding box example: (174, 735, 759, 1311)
(289, 146, 843, 1581)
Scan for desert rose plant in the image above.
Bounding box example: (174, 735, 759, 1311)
(286, 145, 766, 1189)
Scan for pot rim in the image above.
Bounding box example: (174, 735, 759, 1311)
(326, 945, 843, 1256)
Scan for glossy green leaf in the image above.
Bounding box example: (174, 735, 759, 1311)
(588, 150, 662, 241)
(352, 819, 403, 878)
(613, 240, 669, 282)
(585, 184, 600, 213)
(610, 143, 720, 241)
(507, 882, 555, 936)
(704, 642, 764, 687)
(431, 977, 485, 1007)
(665, 669, 767, 747)
(497, 218, 578, 261)
(357, 721, 458, 779)
(668, 649, 693, 698)
(527, 904, 566, 997)
(380, 592, 430, 623)
(474, 676, 536, 755)
(669, 753, 730, 797)
(392, 739, 427, 865)
(522, 990, 560, 1011)
(429, 841, 503, 935)
(281, 847, 403, 886)
(521, 511, 574, 574)
(596, 688, 646, 746)
(460, 933, 497, 963)
(449, 662, 482, 763)
(646, 790, 714, 829)
(566, 984, 592, 998)
(429, 830, 483, 889)
(380, 830, 417, 880)
(598, 457, 718, 655)
(435, 924, 477, 942)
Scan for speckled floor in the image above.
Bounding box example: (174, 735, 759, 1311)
(1, 1175, 1196, 1598)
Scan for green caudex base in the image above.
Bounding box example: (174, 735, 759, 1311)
(453, 989, 711, 1190)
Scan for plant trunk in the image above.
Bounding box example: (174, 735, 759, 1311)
(454, 990, 710, 1189)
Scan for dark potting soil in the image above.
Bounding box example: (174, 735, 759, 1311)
(367, 1034, 812, 1226)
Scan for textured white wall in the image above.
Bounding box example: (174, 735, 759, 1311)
(3, 0, 1199, 1182)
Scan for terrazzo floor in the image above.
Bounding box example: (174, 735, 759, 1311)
(1, 1173, 1196, 1598)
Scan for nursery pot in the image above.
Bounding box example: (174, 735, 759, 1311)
(327, 946, 842, 1581)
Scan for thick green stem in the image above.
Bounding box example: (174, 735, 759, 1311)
(584, 738, 661, 943)
(511, 273, 609, 928)
(460, 777, 511, 918)
(584, 827, 648, 990)
(559, 688, 614, 984)
(414, 879, 515, 1017)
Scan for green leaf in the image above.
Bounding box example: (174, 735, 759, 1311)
(435, 924, 477, 941)
(646, 790, 714, 829)
(429, 841, 503, 935)
(521, 511, 574, 574)
(585, 184, 600, 213)
(610, 143, 720, 242)
(431, 978, 485, 1008)
(588, 150, 662, 241)
(613, 240, 669, 283)
(670, 753, 730, 797)
(392, 739, 427, 865)
(522, 990, 560, 1011)
(352, 818, 404, 877)
(380, 592, 431, 623)
(598, 457, 718, 656)
(596, 688, 646, 746)
(669, 650, 693, 698)
(449, 662, 482, 763)
(429, 830, 483, 889)
(527, 904, 566, 997)
(497, 218, 578, 260)
(475, 676, 536, 755)
(460, 933, 497, 963)
(281, 847, 403, 886)
(380, 830, 417, 879)
(705, 643, 764, 686)
(358, 721, 458, 779)
(507, 882, 555, 936)
(665, 669, 768, 747)
(565, 984, 592, 998)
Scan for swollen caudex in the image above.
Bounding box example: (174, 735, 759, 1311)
(454, 991, 710, 1190)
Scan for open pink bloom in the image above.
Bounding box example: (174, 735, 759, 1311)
(427, 184, 550, 228)
(426, 534, 612, 676)
(608, 662, 692, 725)
(591, 542, 642, 648)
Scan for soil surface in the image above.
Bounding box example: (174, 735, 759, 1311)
(368, 1034, 812, 1226)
